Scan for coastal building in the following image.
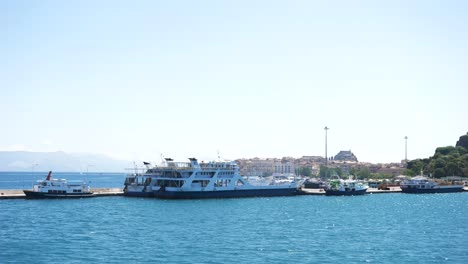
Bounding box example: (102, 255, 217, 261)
(236, 154, 405, 179)
(295, 156, 323, 176)
(237, 158, 275, 176)
(274, 157, 296, 175)
(297, 156, 325, 163)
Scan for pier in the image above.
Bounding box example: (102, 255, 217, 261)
(0, 188, 124, 199)
(301, 187, 468, 195)
(1, 187, 467, 199)
(300, 187, 404, 195)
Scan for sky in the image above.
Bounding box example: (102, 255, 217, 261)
(1, 0, 467, 164)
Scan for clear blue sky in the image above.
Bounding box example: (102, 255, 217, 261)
(1, 0, 467, 163)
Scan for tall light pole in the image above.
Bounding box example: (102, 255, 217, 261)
(325, 126, 330, 166)
(404, 136, 408, 162)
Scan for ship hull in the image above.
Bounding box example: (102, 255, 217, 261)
(400, 186, 464, 194)
(124, 188, 300, 199)
(325, 189, 367, 196)
(23, 190, 95, 199)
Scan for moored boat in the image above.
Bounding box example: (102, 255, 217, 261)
(400, 176, 464, 194)
(124, 158, 301, 199)
(23, 171, 94, 199)
(325, 178, 368, 196)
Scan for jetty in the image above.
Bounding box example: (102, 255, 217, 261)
(301, 187, 403, 195)
(0, 188, 123, 199)
(301, 186, 468, 195)
(1, 187, 466, 199)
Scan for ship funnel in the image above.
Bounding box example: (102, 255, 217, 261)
(46, 171, 52, 181)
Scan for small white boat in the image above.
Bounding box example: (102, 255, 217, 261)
(325, 178, 368, 196)
(23, 171, 94, 199)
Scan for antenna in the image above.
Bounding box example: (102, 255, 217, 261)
(324, 126, 330, 166)
(404, 136, 408, 162)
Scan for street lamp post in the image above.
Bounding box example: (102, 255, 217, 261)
(325, 126, 330, 166)
(404, 136, 408, 162)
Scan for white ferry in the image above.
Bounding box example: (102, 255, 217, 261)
(400, 176, 464, 194)
(123, 158, 301, 199)
(23, 171, 94, 199)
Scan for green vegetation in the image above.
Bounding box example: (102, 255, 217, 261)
(348, 168, 393, 180)
(406, 134, 468, 177)
(319, 166, 393, 180)
(368, 172, 394, 180)
(319, 165, 343, 178)
(349, 167, 371, 180)
(296, 167, 312, 177)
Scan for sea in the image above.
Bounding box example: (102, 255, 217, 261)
(1, 172, 467, 264)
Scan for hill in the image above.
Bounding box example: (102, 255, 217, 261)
(406, 132, 468, 177)
(0, 151, 132, 172)
(456, 132, 468, 149)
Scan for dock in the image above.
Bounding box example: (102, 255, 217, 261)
(301, 186, 468, 195)
(300, 187, 402, 195)
(0, 188, 124, 199)
(1, 187, 466, 199)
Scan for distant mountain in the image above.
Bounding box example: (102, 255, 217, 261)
(0, 151, 132, 172)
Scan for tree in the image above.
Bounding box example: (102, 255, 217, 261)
(319, 165, 331, 179)
(299, 167, 312, 177)
(434, 158, 445, 169)
(407, 159, 425, 175)
(445, 161, 459, 176)
(334, 167, 343, 177)
(356, 167, 371, 180)
(405, 133, 468, 177)
(370, 173, 393, 180)
(402, 169, 415, 176)
(434, 168, 445, 178)
(436, 146, 456, 155)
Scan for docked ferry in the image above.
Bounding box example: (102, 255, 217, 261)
(23, 171, 94, 199)
(400, 176, 464, 194)
(123, 158, 301, 199)
(325, 178, 368, 196)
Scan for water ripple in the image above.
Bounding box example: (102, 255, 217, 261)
(0, 194, 467, 263)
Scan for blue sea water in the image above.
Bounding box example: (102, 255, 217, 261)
(0, 171, 125, 189)
(0, 174, 467, 263)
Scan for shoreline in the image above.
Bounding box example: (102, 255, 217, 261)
(2, 187, 467, 199)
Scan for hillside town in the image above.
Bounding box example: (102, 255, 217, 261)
(236, 150, 405, 178)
